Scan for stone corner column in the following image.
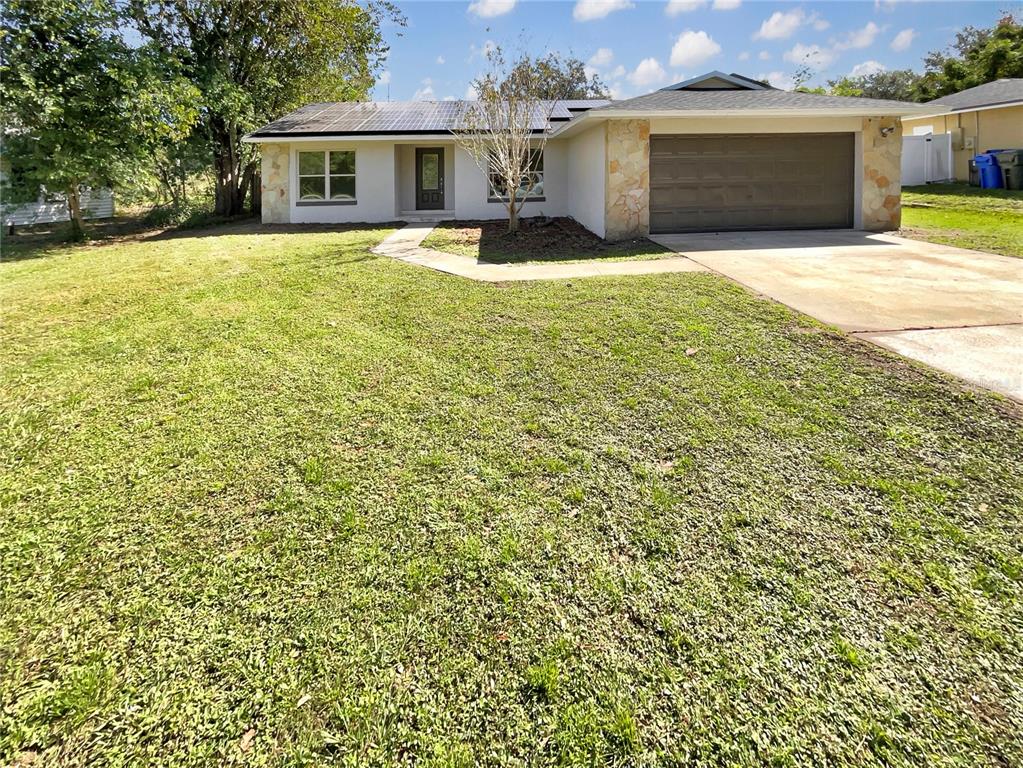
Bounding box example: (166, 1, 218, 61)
(260, 143, 291, 224)
(605, 119, 650, 241)
(861, 117, 903, 231)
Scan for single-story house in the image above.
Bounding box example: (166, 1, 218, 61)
(244, 71, 937, 239)
(902, 79, 1023, 182)
(0, 163, 114, 227)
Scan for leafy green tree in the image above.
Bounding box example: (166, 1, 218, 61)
(504, 52, 610, 100)
(128, 0, 402, 216)
(826, 70, 922, 101)
(0, 0, 197, 239)
(915, 14, 1023, 100)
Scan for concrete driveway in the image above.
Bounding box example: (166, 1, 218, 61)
(650, 230, 1023, 401)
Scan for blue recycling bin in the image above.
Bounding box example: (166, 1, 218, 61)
(975, 154, 1004, 189)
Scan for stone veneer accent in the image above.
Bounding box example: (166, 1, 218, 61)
(260, 143, 290, 224)
(605, 119, 650, 240)
(861, 117, 903, 231)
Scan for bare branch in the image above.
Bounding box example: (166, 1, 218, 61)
(450, 45, 556, 233)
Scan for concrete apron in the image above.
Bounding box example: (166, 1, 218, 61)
(650, 230, 1023, 402)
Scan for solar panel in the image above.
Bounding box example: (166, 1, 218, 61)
(252, 99, 609, 136)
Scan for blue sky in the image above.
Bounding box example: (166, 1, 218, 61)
(372, 0, 1017, 100)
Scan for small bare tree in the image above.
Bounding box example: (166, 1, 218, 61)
(452, 47, 557, 233)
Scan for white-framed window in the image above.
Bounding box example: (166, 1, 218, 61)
(488, 149, 544, 202)
(296, 150, 356, 205)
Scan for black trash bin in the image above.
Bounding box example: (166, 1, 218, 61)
(969, 156, 979, 186)
(995, 149, 1023, 191)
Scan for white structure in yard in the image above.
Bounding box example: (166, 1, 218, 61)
(901, 132, 954, 186)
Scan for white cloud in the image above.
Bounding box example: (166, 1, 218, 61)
(588, 47, 615, 68)
(754, 9, 805, 40)
(443, 95, 457, 101)
(758, 50, 771, 61)
(665, 0, 705, 15)
(833, 22, 881, 51)
(378, 70, 391, 86)
(759, 71, 794, 90)
(573, 0, 634, 22)
(610, 64, 626, 78)
(436, 55, 446, 65)
(891, 28, 916, 52)
(467, 0, 516, 18)
(712, 0, 741, 9)
(414, 78, 435, 100)
(628, 57, 667, 87)
(670, 29, 722, 68)
(754, 8, 829, 39)
(850, 60, 886, 77)
(464, 83, 478, 100)
(783, 43, 836, 69)
(738, 51, 750, 61)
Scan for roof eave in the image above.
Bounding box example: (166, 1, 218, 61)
(913, 98, 1023, 119)
(586, 106, 943, 119)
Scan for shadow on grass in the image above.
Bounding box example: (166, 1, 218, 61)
(1, 216, 404, 264)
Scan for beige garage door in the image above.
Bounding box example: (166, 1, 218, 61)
(649, 134, 855, 233)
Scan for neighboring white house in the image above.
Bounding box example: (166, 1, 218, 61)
(244, 71, 938, 239)
(0, 163, 115, 227)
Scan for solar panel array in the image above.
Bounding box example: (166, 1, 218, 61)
(252, 99, 612, 136)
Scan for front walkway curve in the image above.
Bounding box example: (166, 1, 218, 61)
(370, 223, 706, 283)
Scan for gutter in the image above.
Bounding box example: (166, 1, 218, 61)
(547, 104, 946, 137)
(906, 99, 1023, 121)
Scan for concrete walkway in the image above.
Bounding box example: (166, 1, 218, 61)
(651, 230, 1023, 401)
(371, 223, 706, 282)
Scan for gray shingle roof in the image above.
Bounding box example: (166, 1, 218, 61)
(250, 99, 611, 137)
(927, 79, 1023, 111)
(596, 88, 926, 113)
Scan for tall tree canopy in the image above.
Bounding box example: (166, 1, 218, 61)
(915, 14, 1023, 100)
(826, 70, 922, 102)
(504, 53, 610, 100)
(0, 0, 197, 239)
(127, 0, 402, 216)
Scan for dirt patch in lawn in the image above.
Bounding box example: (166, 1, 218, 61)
(423, 217, 668, 264)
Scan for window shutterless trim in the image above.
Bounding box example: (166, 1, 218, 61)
(295, 149, 356, 205)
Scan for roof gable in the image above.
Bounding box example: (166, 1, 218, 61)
(660, 71, 772, 92)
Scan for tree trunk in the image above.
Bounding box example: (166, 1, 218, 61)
(507, 193, 519, 233)
(249, 164, 262, 216)
(212, 120, 248, 217)
(67, 184, 85, 242)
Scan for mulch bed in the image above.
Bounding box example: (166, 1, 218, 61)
(431, 216, 660, 263)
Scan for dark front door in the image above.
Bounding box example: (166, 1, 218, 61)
(416, 148, 445, 210)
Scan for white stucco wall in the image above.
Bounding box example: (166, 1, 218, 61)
(288, 141, 396, 224)
(566, 123, 606, 238)
(452, 141, 569, 220)
(648, 115, 864, 134)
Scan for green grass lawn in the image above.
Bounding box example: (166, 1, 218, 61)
(1, 224, 1022, 766)
(901, 184, 1023, 257)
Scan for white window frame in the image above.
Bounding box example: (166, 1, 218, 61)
(295, 149, 357, 206)
(487, 148, 545, 203)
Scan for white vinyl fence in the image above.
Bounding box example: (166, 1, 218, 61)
(901, 133, 953, 186)
(1, 188, 115, 227)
